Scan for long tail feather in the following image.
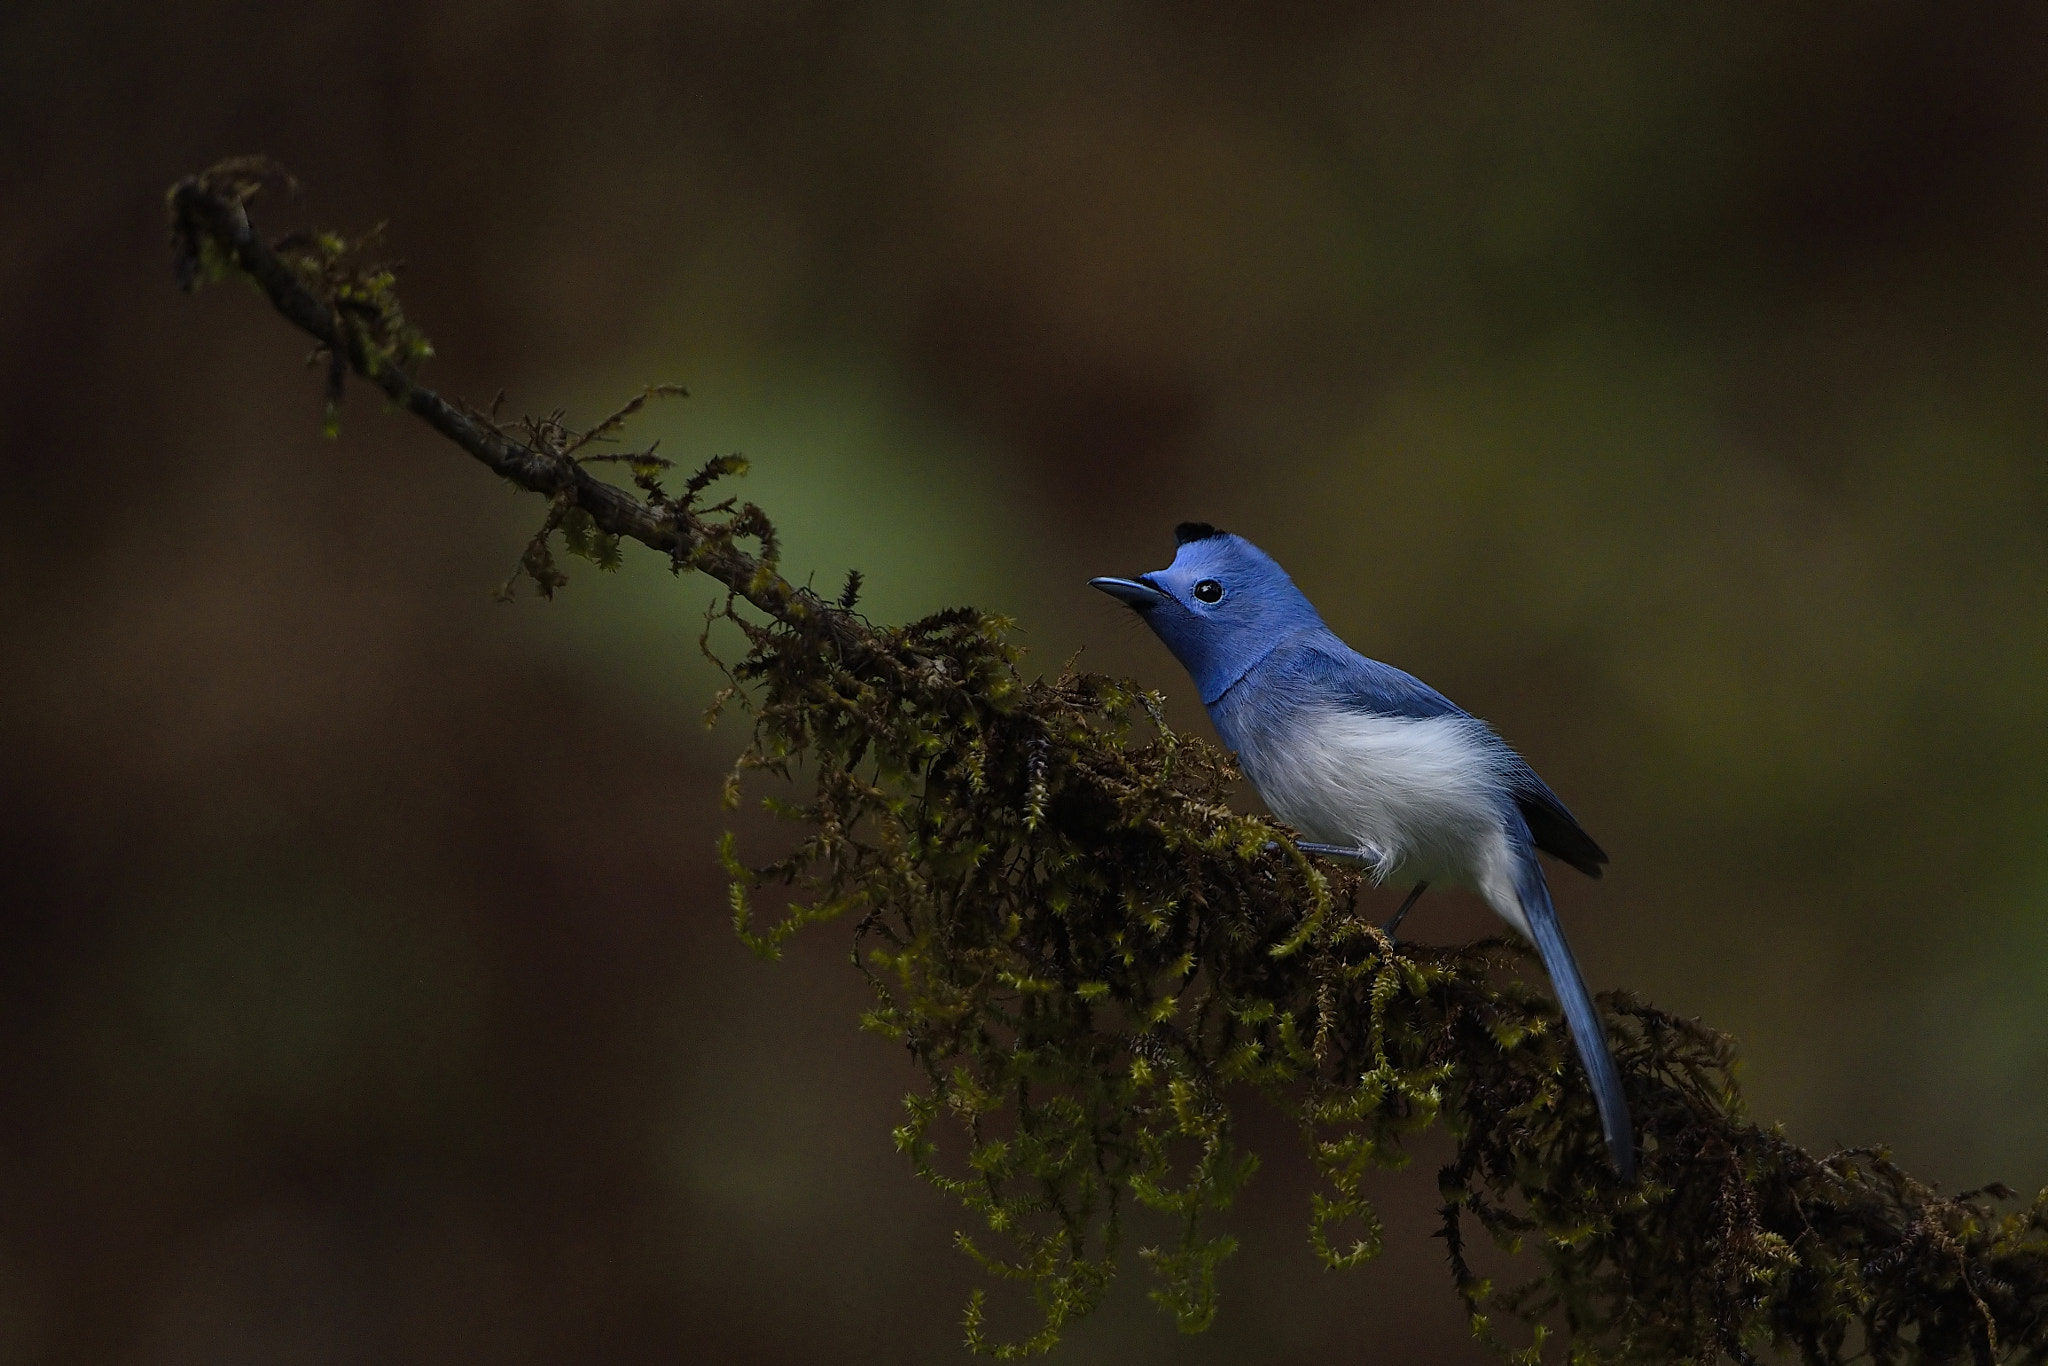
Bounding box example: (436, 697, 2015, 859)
(1511, 848, 1635, 1182)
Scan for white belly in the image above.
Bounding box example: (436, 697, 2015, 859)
(1236, 704, 1517, 904)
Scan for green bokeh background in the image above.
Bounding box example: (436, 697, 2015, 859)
(6, 3, 2048, 1361)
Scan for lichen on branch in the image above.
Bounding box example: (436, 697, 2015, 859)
(170, 159, 2048, 1365)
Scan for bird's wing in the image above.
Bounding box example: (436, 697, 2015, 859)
(1302, 640, 1610, 878)
(1293, 641, 1466, 720)
(1505, 759, 1608, 879)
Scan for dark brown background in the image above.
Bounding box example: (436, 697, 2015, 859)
(7, 3, 2048, 1361)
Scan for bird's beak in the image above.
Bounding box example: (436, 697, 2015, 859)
(1089, 575, 1170, 609)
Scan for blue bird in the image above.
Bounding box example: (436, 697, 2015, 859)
(1092, 522, 1633, 1181)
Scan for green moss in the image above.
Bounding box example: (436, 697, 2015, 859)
(692, 469, 2048, 1360)
(171, 162, 2048, 1364)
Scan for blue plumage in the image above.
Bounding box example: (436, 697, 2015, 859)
(1093, 528, 1633, 1180)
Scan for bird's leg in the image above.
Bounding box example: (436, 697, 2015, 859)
(1296, 841, 1386, 865)
(1289, 843, 1426, 941)
(1381, 882, 1429, 942)
(1294, 840, 1397, 889)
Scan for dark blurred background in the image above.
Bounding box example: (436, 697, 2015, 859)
(6, 2, 2048, 1361)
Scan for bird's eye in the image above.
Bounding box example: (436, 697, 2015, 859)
(1193, 579, 1224, 604)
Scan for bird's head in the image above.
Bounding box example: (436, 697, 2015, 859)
(1090, 523, 1324, 703)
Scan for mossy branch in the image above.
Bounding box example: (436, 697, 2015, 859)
(169, 159, 2048, 1365)
(167, 159, 835, 633)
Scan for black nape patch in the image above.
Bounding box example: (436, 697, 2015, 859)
(1174, 521, 1227, 545)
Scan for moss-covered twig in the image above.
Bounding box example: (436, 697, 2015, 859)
(168, 159, 2048, 1365)
(168, 158, 833, 632)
